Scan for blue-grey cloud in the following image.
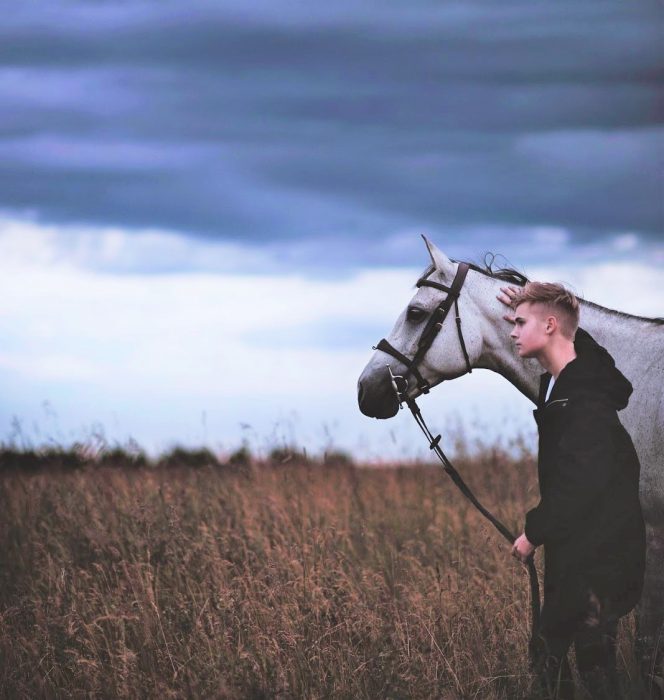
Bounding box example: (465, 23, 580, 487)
(0, 1, 662, 269)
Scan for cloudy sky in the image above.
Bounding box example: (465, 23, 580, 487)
(1, 1, 662, 459)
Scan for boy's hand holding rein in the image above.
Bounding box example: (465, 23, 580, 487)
(512, 533, 536, 564)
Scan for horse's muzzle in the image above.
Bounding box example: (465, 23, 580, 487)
(357, 369, 400, 419)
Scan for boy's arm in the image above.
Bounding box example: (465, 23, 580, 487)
(524, 404, 618, 546)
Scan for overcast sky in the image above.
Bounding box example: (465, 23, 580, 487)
(1, 1, 662, 458)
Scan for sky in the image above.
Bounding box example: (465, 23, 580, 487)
(1, 1, 662, 460)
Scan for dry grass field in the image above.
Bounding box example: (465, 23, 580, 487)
(0, 444, 641, 699)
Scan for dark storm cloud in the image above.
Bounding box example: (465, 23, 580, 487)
(0, 1, 661, 268)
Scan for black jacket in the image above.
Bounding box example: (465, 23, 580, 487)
(524, 328, 646, 635)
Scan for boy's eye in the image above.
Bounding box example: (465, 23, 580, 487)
(407, 307, 426, 322)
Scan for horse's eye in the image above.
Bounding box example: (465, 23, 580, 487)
(407, 307, 426, 322)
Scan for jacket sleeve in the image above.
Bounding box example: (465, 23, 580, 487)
(524, 404, 618, 546)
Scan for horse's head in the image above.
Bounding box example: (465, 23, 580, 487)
(357, 238, 488, 419)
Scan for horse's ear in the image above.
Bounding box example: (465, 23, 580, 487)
(422, 235, 454, 277)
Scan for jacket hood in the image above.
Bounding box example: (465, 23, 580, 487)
(548, 328, 633, 410)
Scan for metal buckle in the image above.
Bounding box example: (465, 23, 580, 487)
(386, 365, 408, 408)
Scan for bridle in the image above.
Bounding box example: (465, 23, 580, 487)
(373, 262, 473, 396)
(370, 261, 542, 662)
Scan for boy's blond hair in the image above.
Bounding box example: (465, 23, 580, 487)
(511, 282, 580, 339)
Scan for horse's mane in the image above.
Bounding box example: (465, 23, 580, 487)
(454, 252, 530, 287)
(449, 251, 664, 326)
(576, 298, 664, 326)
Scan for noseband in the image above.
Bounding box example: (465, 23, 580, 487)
(373, 262, 473, 395)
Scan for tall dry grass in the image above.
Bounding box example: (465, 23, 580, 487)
(0, 448, 640, 698)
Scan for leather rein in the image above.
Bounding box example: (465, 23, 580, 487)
(373, 262, 541, 660)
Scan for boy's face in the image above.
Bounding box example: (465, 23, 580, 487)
(510, 302, 551, 358)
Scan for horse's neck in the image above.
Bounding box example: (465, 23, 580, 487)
(475, 285, 542, 402)
(575, 301, 664, 390)
(477, 329, 541, 404)
(477, 287, 663, 405)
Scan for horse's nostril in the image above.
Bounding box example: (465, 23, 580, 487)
(358, 381, 365, 403)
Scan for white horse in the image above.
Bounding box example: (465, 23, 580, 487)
(357, 238, 664, 688)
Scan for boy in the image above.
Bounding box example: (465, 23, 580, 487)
(497, 282, 645, 700)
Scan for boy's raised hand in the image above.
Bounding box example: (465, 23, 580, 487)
(496, 285, 519, 323)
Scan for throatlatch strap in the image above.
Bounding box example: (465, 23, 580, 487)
(454, 297, 472, 374)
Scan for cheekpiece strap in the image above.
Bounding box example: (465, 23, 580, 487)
(372, 262, 473, 395)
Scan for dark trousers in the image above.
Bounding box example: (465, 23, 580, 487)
(533, 591, 620, 699)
